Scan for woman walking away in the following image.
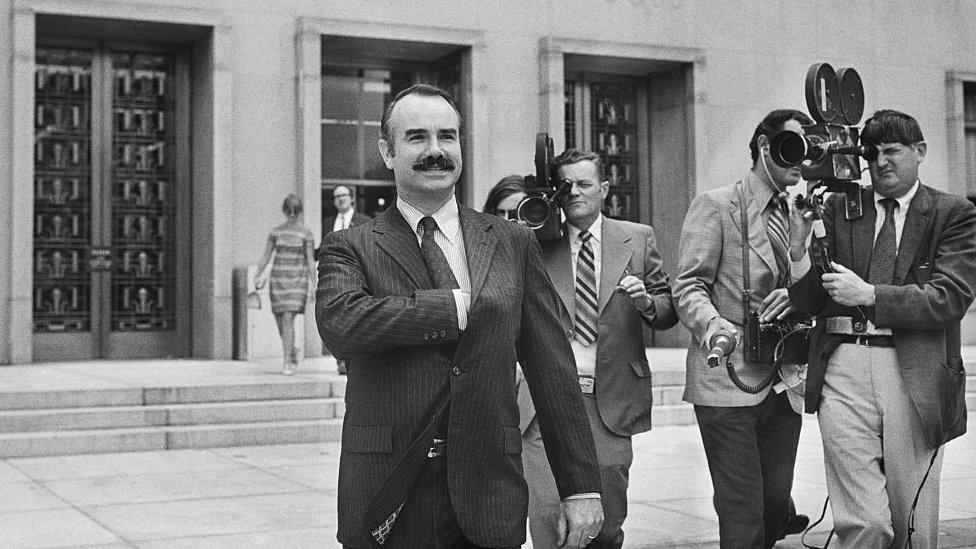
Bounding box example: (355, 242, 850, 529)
(256, 194, 315, 375)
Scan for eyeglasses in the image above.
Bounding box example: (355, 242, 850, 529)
(333, 193, 351, 199)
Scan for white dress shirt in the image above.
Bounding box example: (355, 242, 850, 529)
(333, 209, 354, 231)
(874, 180, 919, 249)
(396, 197, 472, 329)
(567, 216, 603, 377)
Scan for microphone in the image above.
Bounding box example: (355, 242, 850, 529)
(706, 330, 737, 368)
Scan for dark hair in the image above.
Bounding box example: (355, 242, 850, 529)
(282, 193, 303, 215)
(551, 149, 605, 181)
(380, 84, 461, 153)
(749, 109, 814, 163)
(861, 109, 924, 148)
(482, 175, 526, 214)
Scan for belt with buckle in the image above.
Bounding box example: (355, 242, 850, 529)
(822, 316, 892, 336)
(427, 438, 446, 459)
(838, 334, 895, 348)
(578, 375, 595, 395)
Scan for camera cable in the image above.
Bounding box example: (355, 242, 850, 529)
(801, 496, 834, 549)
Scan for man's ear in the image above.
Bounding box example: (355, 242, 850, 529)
(913, 141, 927, 163)
(378, 139, 394, 169)
(599, 180, 610, 199)
(757, 134, 770, 152)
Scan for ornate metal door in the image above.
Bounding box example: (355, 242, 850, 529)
(33, 44, 190, 360)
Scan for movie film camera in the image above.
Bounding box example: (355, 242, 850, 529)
(768, 62, 873, 222)
(516, 133, 572, 242)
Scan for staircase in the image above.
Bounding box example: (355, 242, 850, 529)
(648, 348, 976, 427)
(0, 360, 345, 458)
(1, 352, 974, 457)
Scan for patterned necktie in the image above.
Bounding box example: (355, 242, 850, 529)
(767, 193, 791, 288)
(419, 216, 459, 289)
(868, 198, 898, 285)
(574, 230, 598, 345)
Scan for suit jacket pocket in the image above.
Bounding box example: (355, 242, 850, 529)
(940, 357, 967, 444)
(630, 359, 652, 379)
(503, 426, 522, 455)
(343, 425, 394, 454)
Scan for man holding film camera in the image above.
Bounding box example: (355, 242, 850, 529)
(673, 109, 813, 548)
(788, 110, 976, 548)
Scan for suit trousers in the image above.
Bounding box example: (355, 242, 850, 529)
(818, 343, 943, 549)
(522, 394, 632, 549)
(694, 390, 801, 549)
(345, 456, 520, 549)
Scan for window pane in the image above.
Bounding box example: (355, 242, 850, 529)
(565, 81, 576, 149)
(321, 76, 359, 121)
(321, 123, 360, 179)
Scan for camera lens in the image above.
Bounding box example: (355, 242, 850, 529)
(517, 196, 551, 229)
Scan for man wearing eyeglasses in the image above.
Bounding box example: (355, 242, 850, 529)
(789, 110, 976, 548)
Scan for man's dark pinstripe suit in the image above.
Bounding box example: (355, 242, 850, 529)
(316, 204, 602, 548)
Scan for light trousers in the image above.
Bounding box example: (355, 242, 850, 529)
(818, 343, 943, 549)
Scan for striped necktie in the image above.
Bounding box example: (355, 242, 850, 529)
(574, 230, 598, 345)
(767, 193, 791, 288)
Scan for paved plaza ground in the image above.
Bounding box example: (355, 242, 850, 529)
(2, 415, 976, 548)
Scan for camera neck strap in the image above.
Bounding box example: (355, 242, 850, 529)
(736, 181, 752, 324)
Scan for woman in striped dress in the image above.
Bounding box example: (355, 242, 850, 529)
(256, 194, 316, 375)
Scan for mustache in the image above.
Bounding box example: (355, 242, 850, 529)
(412, 155, 456, 171)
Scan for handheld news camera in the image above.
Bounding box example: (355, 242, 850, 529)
(517, 133, 572, 242)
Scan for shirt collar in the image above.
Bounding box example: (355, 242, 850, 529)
(874, 180, 919, 212)
(746, 169, 779, 208)
(396, 196, 462, 244)
(568, 214, 603, 244)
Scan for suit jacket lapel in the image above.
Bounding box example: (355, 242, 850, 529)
(543, 234, 574, 316)
(894, 185, 932, 284)
(373, 207, 431, 289)
(599, 219, 633, 314)
(459, 207, 498, 305)
(728, 182, 777, 276)
(852, 187, 877, 278)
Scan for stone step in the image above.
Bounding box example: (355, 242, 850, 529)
(0, 379, 344, 411)
(0, 397, 344, 433)
(0, 418, 345, 459)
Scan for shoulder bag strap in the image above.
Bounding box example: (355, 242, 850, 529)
(737, 181, 752, 321)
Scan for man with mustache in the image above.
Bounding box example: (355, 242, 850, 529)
(673, 109, 813, 548)
(518, 148, 677, 549)
(316, 84, 603, 548)
(788, 110, 976, 548)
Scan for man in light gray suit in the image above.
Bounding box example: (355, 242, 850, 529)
(519, 149, 677, 548)
(673, 109, 813, 548)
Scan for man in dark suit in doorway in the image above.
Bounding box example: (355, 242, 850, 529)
(319, 184, 370, 374)
(316, 84, 604, 549)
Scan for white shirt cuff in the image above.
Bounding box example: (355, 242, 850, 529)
(563, 493, 601, 501)
(452, 289, 470, 330)
(790, 252, 811, 284)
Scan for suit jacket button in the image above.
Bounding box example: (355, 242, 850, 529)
(452, 366, 461, 376)
(567, 330, 574, 339)
(423, 334, 430, 341)
(440, 330, 446, 338)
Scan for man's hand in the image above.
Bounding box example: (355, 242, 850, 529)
(702, 316, 738, 350)
(617, 274, 653, 313)
(822, 262, 875, 307)
(759, 288, 797, 322)
(789, 199, 815, 261)
(556, 498, 604, 548)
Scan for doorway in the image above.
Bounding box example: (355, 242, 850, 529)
(32, 43, 191, 360)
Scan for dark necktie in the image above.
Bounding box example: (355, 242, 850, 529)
(767, 193, 791, 288)
(868, 198, 898, 285)
(419, 216, 459, 289)
(574, 230, 598, 345)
